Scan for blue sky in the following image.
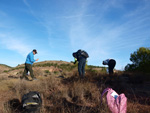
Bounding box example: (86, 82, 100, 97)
(0, 0, 150, 69)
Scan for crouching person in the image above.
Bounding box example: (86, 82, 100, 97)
(22, 91, 42, 113)
(103, 59, 116, 75)
(73, 49, 89, 78)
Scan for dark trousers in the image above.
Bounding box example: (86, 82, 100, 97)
(22, 63, 34, 79)
(108, 59, 116, 75)
(78, 57, 86, 78)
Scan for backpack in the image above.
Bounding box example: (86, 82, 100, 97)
(80, 50, 89, 58)
(22, 91, 42, 113)
(76, 50, 89, 58)
(101, 88, 127, 113)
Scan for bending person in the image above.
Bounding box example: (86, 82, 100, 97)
(103, 59, 116, 75)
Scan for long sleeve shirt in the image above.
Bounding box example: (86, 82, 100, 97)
(25, 52, 36, 65)
(74, 58, 78, 64)
(103, 59, 110, 65)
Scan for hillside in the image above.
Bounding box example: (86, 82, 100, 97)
(0, 64, 11, 73)
(1, 61, 106, 79)
(0, 61, 149, 113)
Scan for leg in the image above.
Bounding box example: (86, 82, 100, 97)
(21, 64, 29, 79)
(82, 59, 86, 77)
(27, 64, 35, 79)
(78, 60, 83, 78)
(111, 60, 116, 74)
(108, 60, 116, 75)
(108, 65, 113, 75)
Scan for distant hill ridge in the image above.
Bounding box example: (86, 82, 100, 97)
(0, 64, 12, 68)
(0, 64, 12, 73)
(0, 60, 106, 73)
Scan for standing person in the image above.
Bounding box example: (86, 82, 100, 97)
(21, 49, 39, 81)
(103, 59, 116, 75)
(73, 49, 89, 78)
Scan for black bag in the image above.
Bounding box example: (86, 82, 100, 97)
(73, 50, 89, 60)
(22, 91, 42, 113)
(80, 50, 89, 58)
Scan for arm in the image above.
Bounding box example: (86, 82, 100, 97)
(103, 59, 109, 65)
(74, 58, 78, 64)
(29, 53, 36, 63)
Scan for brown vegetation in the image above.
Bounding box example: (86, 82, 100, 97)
(0, 61, 149, 113)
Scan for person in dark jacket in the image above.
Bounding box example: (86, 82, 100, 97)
(103, 59, 116, 75)
(73, 50, 88, 78)
(21, 49, 39, 81)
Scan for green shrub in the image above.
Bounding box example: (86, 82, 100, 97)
(54, 71, 59, 74)
(44, 70, 50, 74)
(3, 70, 8, 73)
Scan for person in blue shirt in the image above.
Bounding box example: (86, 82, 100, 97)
(21, 49, 39, 80)
(103, 59, 116, 75)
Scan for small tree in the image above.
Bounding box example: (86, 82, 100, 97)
(125, 47, 150, 73)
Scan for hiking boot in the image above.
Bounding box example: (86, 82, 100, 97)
(32, 78, 38, 81)
(20, 76, 29, 80)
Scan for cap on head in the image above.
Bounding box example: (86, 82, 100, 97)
(33, 49, 37, 54)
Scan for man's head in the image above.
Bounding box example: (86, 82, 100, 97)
(33, 49, 37, 55)
(102, 61, 105, 65)
(77, 49, 82, 53)
(73, 53, 77, 58)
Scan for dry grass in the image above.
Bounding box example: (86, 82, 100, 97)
(0, 61, 150, 113)
(1, 72, 149, 113)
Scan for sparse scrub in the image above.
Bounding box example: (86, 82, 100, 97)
(0, 61, 150, 113)
(34, 68, 45, 77)
(54, 71, 59, 74)
(59, 63, 76, 71)
(34, 63, 58, 67)
(3, 70, 9, 73)
(44, 70, 50, 74)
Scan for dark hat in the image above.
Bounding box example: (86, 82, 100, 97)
(33, 49, 37, 54)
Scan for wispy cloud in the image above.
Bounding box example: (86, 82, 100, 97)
(23, 0, 30, 7)
(19, 0, 150, 69)
(0, 10, 7, 16)
(0, 8, 32, 57)
(0, 34, 31, 57)
(57, 14, 94, 19)
(65, 0, 150, 68)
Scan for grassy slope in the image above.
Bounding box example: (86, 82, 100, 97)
(0, 61, 149, 113)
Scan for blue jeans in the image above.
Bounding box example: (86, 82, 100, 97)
(78, 57, 86, 78)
